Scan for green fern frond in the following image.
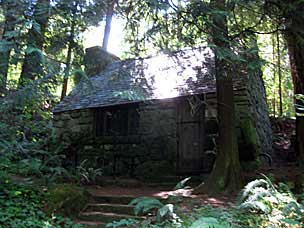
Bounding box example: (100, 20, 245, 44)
(174, 177, 191, 190)
(129, 197, 164, 215)
(237, 179, 268, 203)
(190, 217, 232, 228)
(260, 174, 277, 193)
(239, 201, 271, 213)
(244, 187, 273, 204)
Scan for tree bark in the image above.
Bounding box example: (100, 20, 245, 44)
(272, 35, 276, 116)
(0, 1, 18, 93)
(282, 1, 304, 166)
(60, 21, 75, 100)
(277, 32, 283, 116)
(19, 0, 50, 84)
(285, 30, 304, 166)
(194, 0, 242, 194)
(102, 0, 116, 51)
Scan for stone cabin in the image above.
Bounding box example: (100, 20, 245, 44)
(53, 46, 272, 178)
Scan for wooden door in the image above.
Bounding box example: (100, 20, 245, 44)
(177, 97, 205, 174)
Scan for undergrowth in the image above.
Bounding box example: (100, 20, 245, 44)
(0, 172, 82, 228)
(106, 175, 304, 228)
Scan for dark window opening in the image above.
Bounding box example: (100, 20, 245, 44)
(94, 104, 139, 136)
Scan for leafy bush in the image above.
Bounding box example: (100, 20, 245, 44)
(0, 174, 81, 228)
(107, 177, 304, 228)
(106, 218, 139, 228)
(237, 175, 304, 227)
(189, 217, 232, 228)
(45, 184, 90, 218)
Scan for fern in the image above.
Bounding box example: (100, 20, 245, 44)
(237, 177, 277, 213)
(106, 218, 138, 228)
(129, 197, 164, 215)
(76, 159, 103, 184)
(237, 174, 304, 223)
(174, 177, 191, 190)
(237, 179, 269, 203)
(190, 217, 232, 228)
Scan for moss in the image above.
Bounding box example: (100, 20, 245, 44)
(241, 118, 258, 147)
(238, 117, 261, 171)
(45, 184, 90, 218)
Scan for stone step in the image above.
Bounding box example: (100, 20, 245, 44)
(78, 211, 144, 224)
(84, 203, 135, 215)
(100, 178, 143, 188)
(92, 195, 135, 205)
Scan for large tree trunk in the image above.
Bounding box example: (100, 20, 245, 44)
(282, 1, 304, 166)
(277, 32, 283, 116)
(19, 0, 50, 84)
(102, 0, 116, 51)
(271, 35, 276, 116)
(194, 0, 242, 194)
(0, 1, 18, 93)
(285, 28, 304, 166)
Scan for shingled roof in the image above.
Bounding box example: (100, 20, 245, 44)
(53, 47, 218, 113)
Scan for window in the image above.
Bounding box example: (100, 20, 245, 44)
(94, 104, 139, 136)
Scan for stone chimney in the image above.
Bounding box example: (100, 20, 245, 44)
(84, 46, 120, 76)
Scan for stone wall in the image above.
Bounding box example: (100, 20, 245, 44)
(136, 100, 178, 177)
(52, 99, 179, 177)
(53, 109, 93, 137)
(52, 81, 271, 175)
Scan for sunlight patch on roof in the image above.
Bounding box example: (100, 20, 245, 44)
(139, 47, 214, 99)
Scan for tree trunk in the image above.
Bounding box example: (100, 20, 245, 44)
(285, 30, 304, 167)
(60, 20, 75, 101)
(272, 35, 276, 116)
(283, 1, 304, 167)
(19, 0, 50, 84)
(60, 43, 73, 100)
(0, 1, 18, 93)
(277, 32, 283, 116)
(102, 0, 115, 51)
(194, 0, 242, 194)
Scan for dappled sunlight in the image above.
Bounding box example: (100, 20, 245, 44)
(153, 188, 194, 199)
(132, 47, 215, 100)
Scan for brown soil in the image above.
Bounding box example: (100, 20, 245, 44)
(87, 185, 236, 208)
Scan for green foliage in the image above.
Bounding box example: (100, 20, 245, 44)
(109, 177, 303, 228)
(174, 177, 191, 190)
(128, 196, 180, 225)
(258, 33, 295, 117)
(189, 217, 231, 228)
(129, 197, 164, 216)
(0, 175, 81, 228)
(237, 178, 276, 213)
(237, 175, 304, 227)
(73, 69, 87, 85)
(76, 159, 103, 185)
(156, 203, 177, 222)
(106, 218, 138, 228)
(45, 184, 90, 218)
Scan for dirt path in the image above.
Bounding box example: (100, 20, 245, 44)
(87, 185, 237, 209)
